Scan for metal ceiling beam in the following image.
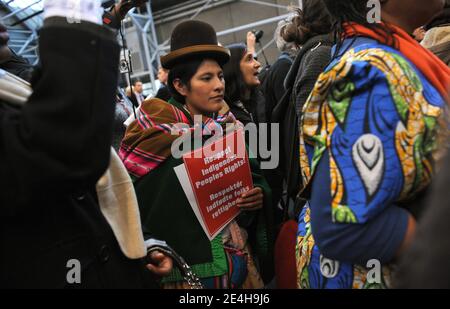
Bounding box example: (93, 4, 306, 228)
(239, 0, 289, 10)
(128, 1, 161, 94)
(159, 13, 290, 52)
(217, 13, 290, 37)
(156, 0, 292, 59)
(152, 0, 200, 15)
(153, 0, 212, 19)
(0, 0, 42, 22)
(154, 0, 235, 26)
(10, 9, 43, 26)
(18, 30, 37, 54)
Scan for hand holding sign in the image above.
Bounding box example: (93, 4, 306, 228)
(237, 187, 264, 211)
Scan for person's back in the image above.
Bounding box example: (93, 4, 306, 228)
(295, 0, 450, 289)
(155, 85, 172, 102)
(273, 2, 333, 201)
(260, 19, 297, 122)
(0, 2, 152, 288)
(155, 67, 171, 101)
(270, 0, 333, 289)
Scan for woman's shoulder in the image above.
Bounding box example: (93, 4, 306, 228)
(326, 42, 445, 107)
(320, 41, 424, 92)
(299, 44, 333, 77)
(298, 35, 334, 64)
(328, 38, 424, 78)
(302, 41, 445, 134)
(139, 97, 191, 124)
(292, 41, 333, 88)
(140, 97, 174, 114)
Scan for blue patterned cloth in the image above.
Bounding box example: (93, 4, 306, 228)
(296, 37, 449, 289)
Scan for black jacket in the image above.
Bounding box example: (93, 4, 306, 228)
(155, 84, 171, 102)
(0, 48, 33, 82)
(273, 34, 333, 200)
(260, 52, 293, 121)
(257, 53, 293, 221)
(0, 18, 152, 288)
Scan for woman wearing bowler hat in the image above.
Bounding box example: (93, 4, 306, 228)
(119, 20, 274, 288)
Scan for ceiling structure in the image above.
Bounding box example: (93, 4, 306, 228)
(1, 0, 295, 94)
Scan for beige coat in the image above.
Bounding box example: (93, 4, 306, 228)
(422, 24, 450, 66)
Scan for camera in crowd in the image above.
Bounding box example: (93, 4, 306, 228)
(252, 30, 264, 42)
(119, 49, 132, 74)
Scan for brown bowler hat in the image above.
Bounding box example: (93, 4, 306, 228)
(161, 20, 230, 69)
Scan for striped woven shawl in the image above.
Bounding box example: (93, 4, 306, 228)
(119, 97, 237, 179)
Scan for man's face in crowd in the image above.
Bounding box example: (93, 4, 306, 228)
(0, 23, 12, 62)
(158, 68, 169, 85)
(134, 81, 143, 94)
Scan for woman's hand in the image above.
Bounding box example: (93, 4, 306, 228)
(246, 31, 257, 55)
(145, 251, 173, 277)
(237, 187, 264, 211)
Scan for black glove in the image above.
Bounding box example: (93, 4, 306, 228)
(117, 0, 149, 18)
(103, 0, 149, 29)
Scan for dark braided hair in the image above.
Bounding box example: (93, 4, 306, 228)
(167, 58, 204, 104)
(322, 0, 398, 59)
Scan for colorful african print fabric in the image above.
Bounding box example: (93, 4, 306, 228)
(296, 37, 449, 289)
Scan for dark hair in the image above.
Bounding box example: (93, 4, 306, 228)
(223, 43, 249, 104)
(283, 0, 332, 46)
(322, 0, 397, 57)
(167, 58, 204, 103)
(167, 57, 225, 104)
(132, 79, 142, 86)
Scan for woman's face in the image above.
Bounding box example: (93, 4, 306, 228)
(174, 59, 225, 115)
(240, 51, 261, 88)
(382, 0, 445, 32)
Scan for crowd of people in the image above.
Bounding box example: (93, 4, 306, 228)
(1, 0, 450, 289)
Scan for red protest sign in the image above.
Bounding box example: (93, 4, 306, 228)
(181, 129, 253, 239)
